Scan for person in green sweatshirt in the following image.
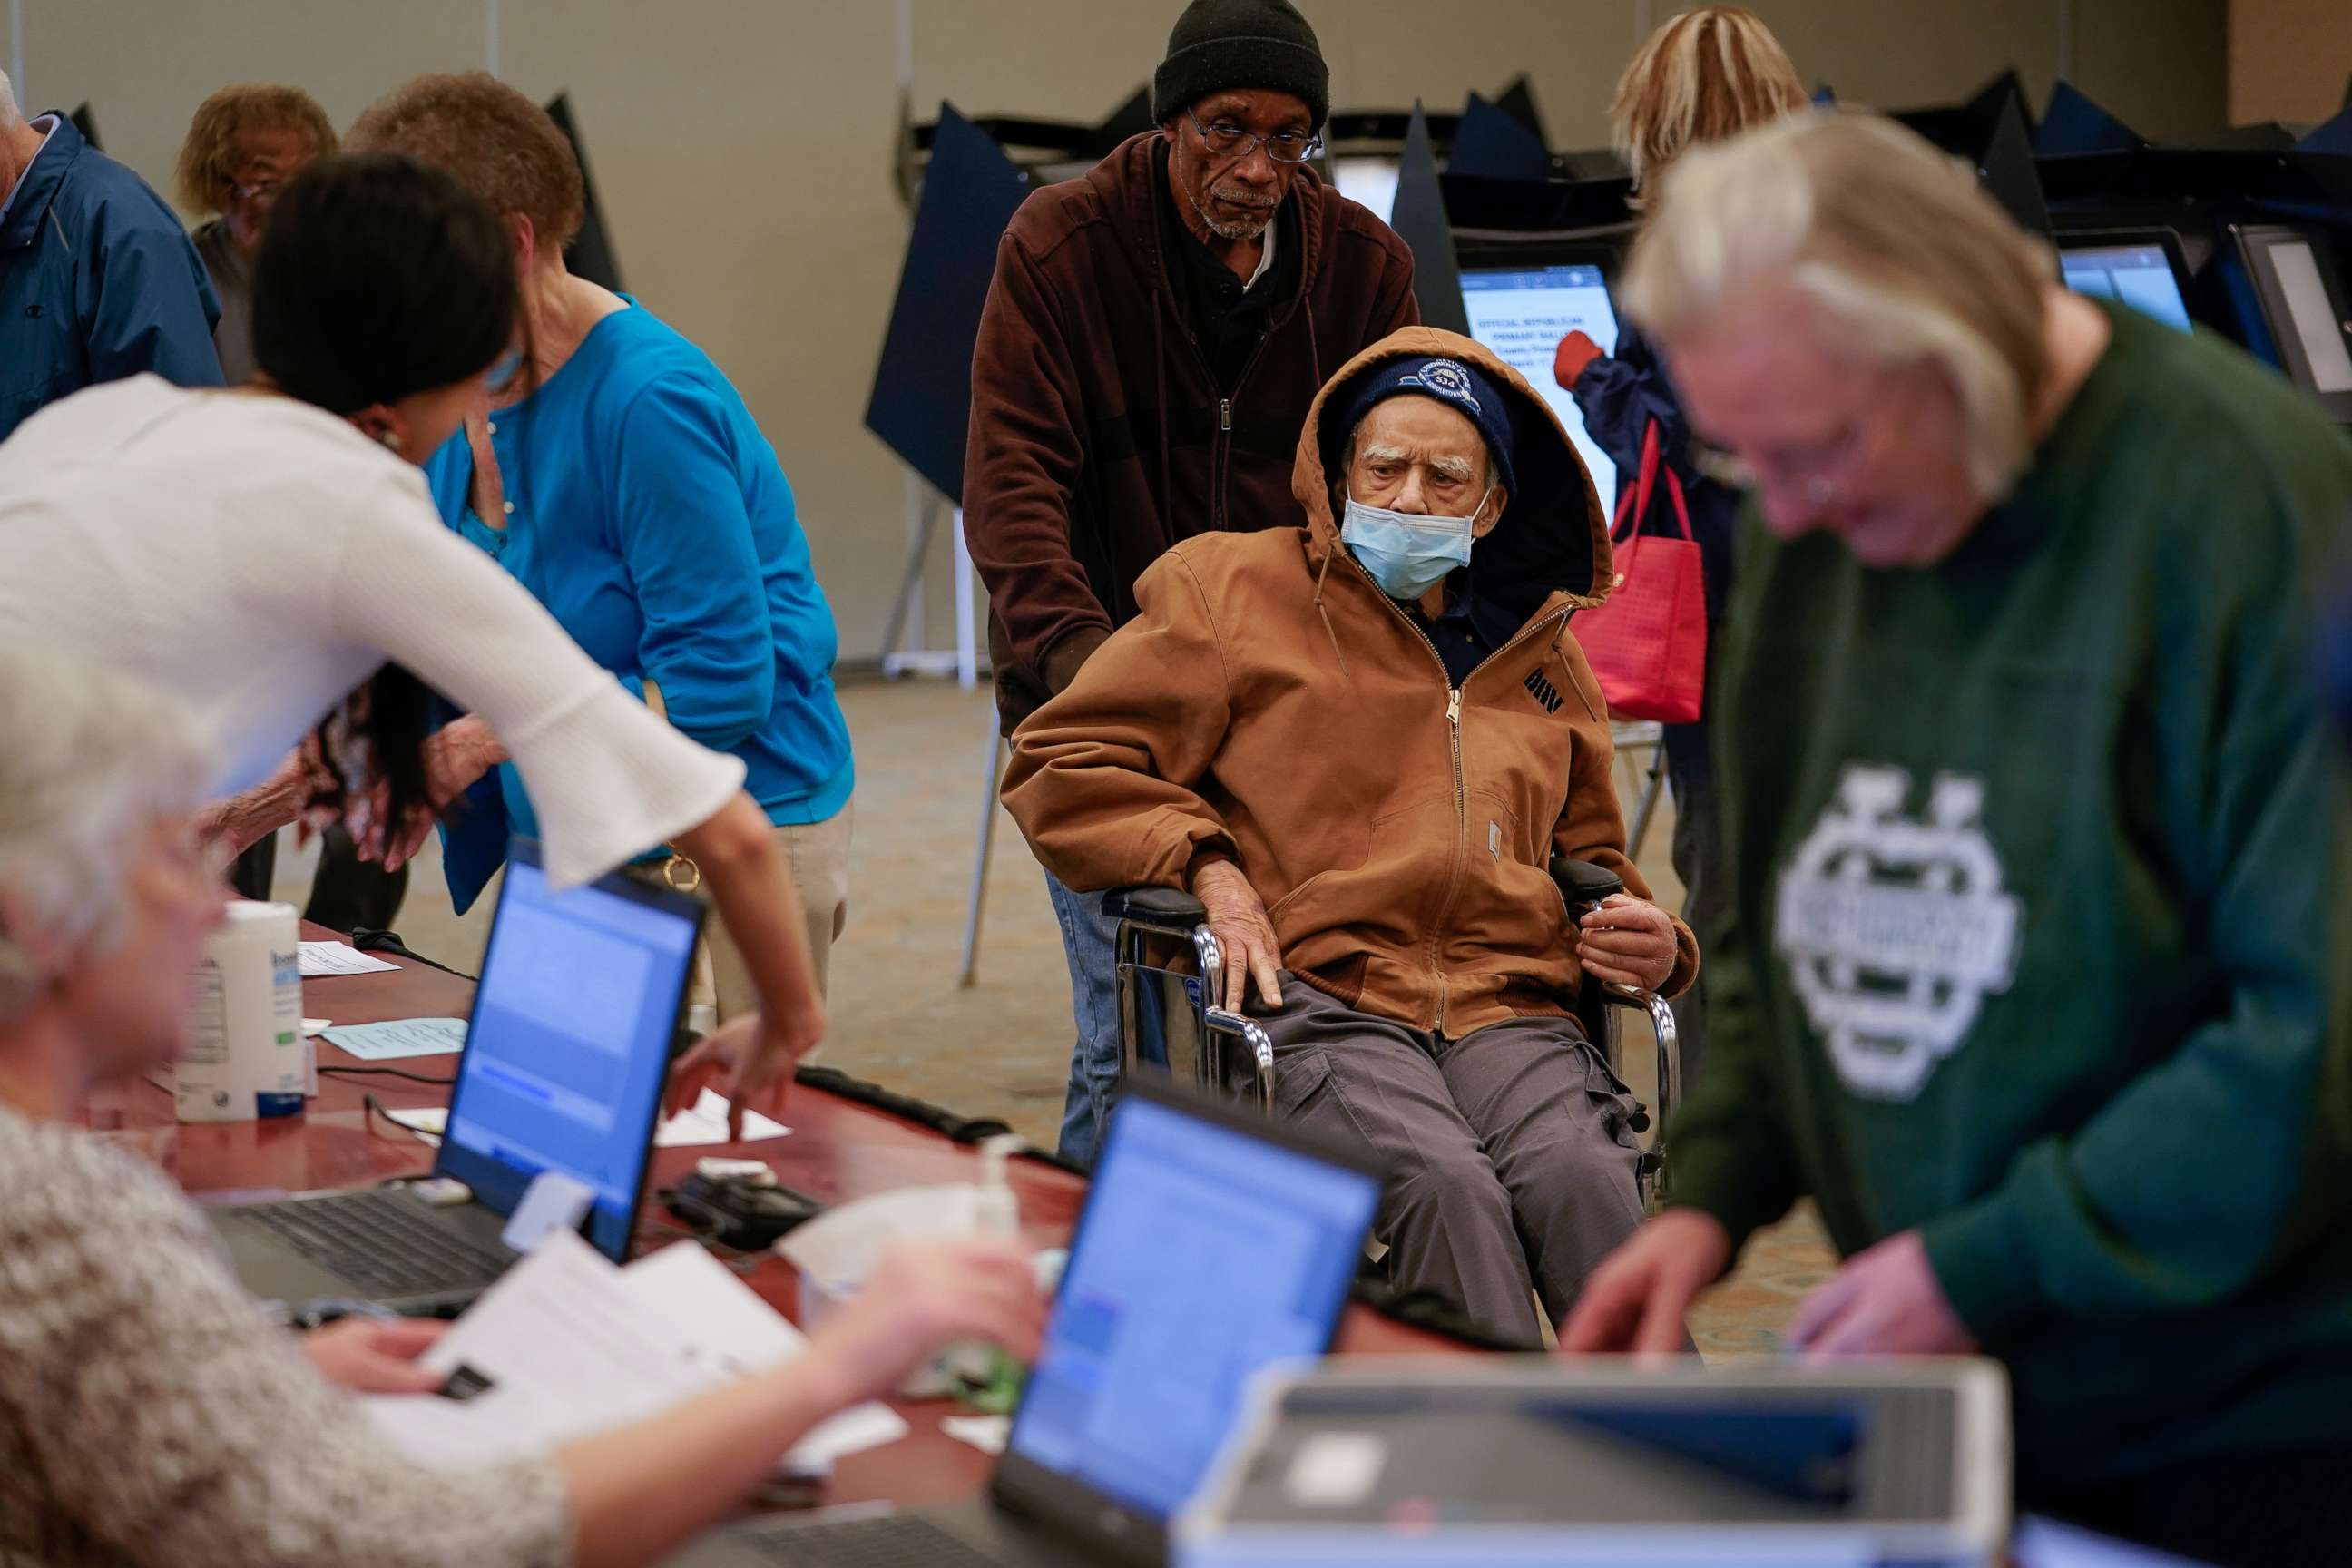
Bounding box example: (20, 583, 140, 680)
(1558, 111, 2352, 1568)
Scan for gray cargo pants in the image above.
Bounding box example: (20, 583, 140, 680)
(1257, 975, 1648, 1347)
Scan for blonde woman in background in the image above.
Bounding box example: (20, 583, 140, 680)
(1553, 7, 1808, 1089)
(175, 83, 336, 386)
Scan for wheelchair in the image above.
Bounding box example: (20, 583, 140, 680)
(1102, 855, 1681, 1205)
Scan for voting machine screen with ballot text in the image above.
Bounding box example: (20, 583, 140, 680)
(1458, 252, 1623, 519)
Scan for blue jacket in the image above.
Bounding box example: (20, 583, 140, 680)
(0, 114, 221, 442)
(1571, 326, 1739, 622)
(425, 299, 854, 912)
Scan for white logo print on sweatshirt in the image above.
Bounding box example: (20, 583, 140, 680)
(1776, 765, 2022, 1102)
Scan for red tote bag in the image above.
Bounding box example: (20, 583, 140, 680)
(1574, 419, 1708, 724)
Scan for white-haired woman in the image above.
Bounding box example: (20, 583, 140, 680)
(1558, 111, 2352, 1567)
(1553, 7, 1808, 1088)
(0, 646, 1044, 1568)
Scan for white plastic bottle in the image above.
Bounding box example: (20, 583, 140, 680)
(179, 902, 306, 1122)
(949, 1135, 1028, 1389)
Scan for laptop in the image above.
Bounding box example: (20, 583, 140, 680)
(667, 1077, 1386, 1568)
(210, 839, 701, 1318)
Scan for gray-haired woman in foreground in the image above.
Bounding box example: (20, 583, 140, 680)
(0, 647, 1044, 1568)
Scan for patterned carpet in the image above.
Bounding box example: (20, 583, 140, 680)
(294, 675, 1838, 1353)
(1689, 1203, 1838, 1360)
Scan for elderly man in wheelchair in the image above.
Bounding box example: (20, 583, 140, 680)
(1003, 329, 1697, 1345)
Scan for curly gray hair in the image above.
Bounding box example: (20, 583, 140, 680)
(0, 645, 216, 1023)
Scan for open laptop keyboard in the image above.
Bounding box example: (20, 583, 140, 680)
(734, 1514, 1011, 1567)
(240, 1191, 509, 1295)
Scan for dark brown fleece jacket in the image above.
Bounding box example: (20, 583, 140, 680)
(962, 130, 1419, 732)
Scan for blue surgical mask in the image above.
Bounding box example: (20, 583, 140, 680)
(1339, 489, 1493, 601)
(484, 347, 524, 394)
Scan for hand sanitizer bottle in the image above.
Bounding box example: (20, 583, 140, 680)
(953, 1135, 1028, 1402)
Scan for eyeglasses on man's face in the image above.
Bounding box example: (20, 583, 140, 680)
(1185, 108, 1322, 164)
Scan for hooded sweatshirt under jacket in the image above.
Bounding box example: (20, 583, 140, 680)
(1003, 328, 1698, 1038)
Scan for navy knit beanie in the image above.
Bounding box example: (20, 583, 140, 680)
(1344, 356, 1518, 496)
(1152, 0, 1330, 131)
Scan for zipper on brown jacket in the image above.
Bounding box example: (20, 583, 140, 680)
(1328, 544, 1581, 1034)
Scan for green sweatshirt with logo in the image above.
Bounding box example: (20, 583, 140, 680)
(1668, 300, 2352, 1490)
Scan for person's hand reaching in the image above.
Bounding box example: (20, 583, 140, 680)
(799, 1238, 1048, 1411)
(1554, 329, 1605, 390)
(1556, 1209, 1731, 1356)
(665, 1005, 827, 1139)
(424, 715, 508, 807)
(1192, 860, 1283, 1012)
(343, 777, 438, 875)
(303, 1315, 449, 1395)
(1783, 1230, 1977, 1359)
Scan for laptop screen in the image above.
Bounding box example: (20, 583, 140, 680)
(1004, 1091, 1381, 1524)
(1459, 262, 1622, 518)
(436, 846, 700, 1259)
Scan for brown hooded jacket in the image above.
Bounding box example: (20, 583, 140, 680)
(1004, 328, 1697, 1036)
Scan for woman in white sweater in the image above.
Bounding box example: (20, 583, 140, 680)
(0, 647, 1045, 1567)
(0, 154, 812, 1130)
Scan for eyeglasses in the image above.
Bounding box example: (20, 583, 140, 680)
(1184, 108, 1322, 164)
(1698, 423, 1861, 502)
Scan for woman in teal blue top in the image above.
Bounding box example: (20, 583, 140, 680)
(351, 74, 856, 1014)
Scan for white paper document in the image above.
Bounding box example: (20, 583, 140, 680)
(366, 1230, 906, 1474)
(942, 1414, 1011, 1455)
(378, 1105, 446, 1143)
(658, 1086, 791, 1145)
(299, 941, 400, 977)
(374, 1088, 784, 1152)
(321, 1017, 466, 1060)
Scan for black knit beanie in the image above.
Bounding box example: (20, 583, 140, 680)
(1152, 0, 1329, 131)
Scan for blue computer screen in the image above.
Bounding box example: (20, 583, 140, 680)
(1007, 1096, 1380, 1520)
(442, 858, 695, 1257)
(2061, 243, 2192, 332)
(1460, 265, 1622, 518)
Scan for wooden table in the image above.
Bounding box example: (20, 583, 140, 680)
(97, 923, 1471, 1508)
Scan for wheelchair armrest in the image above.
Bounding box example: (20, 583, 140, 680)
(1101, 884, 1209, 931)
(1549, 855, 1624, 908)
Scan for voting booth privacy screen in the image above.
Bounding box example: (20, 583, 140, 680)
(1458, 261, 1622, 518)
(867, 105, 1033, 503)
(545, 94, 623, 294)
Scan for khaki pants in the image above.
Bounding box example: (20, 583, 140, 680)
(677, 800, 854, 1023)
